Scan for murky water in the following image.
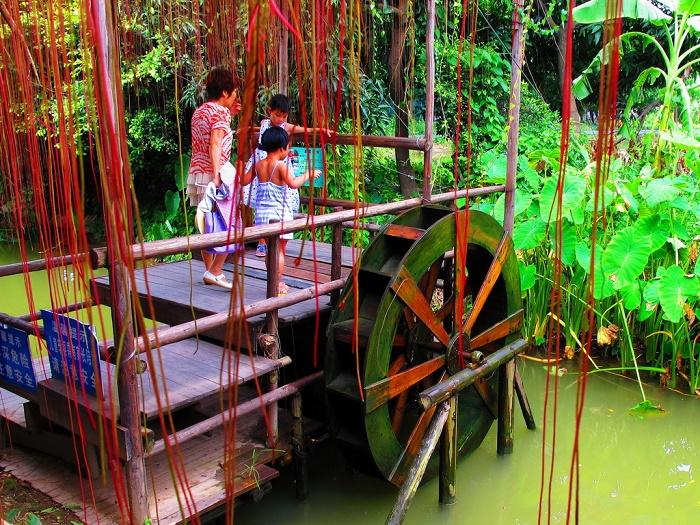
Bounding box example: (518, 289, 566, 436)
(235, 352, 700, 522)
(1, 246, 698, 524)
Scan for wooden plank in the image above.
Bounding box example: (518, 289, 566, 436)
(470, 309, 523, 349)
(385, 224, 425, 241)
(364, 356, 445, 413)
(463, 234, 510, 334)
(391, 267, 450, 346)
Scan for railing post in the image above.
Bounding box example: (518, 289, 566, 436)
(265, 231, 281, 446)
(422, 0, 436, 203)
(291, 392, 308, 500)
(439, 395, 457, 504)
(330, 206, 344, 306)
(497, 359, 515, 454)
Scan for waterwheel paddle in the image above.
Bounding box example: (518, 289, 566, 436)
(325, 206, 522, 486)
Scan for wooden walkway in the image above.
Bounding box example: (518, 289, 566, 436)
(0, 240, 358, 523)
(93, 240, 356, 330)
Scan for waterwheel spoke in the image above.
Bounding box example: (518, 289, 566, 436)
(364, 356, 445, 413)
(462, 234, 511, 335)
(391, 267, 450, 346)
(389, 372, 447, 485)
(470, 309, 524, 349)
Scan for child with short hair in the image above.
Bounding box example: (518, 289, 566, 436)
(244, 93, 332, 256)
(253, 126, 320, 295)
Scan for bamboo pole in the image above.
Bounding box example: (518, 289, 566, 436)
(503, 0, 526, 235)
(265, 232, 281, 446)
(422, 0, 436, 203)
(291, 392, 308, 500)
(278, 0, 289, 94)
(330, 207, 343, 305)
(89, 186, 504, 266)
(0, 254, 87, 278)
(93, 0, 148, 520)
(439, 395, 457, 504)
(418, 339, 528, 410)
(499, 0, 527, 455)
(386, 401, 450, 525)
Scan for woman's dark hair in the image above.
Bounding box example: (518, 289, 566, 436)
(205, 67, 239, 100)
(268, 94, 290, 113)
(260, 126, 289, 153)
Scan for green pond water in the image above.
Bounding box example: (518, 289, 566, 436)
(1, 246, 699, 524)
(234, 361, 699, 524)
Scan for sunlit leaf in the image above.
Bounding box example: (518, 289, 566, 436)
(628, 399, 664, 419)
(602, 227, 652, 289)
(493, 189, 533, 222)
(513, 218, 547, 250)
(520, 262, 536, 292)
(620, 281, 642, 310)
(658, 265, 700, 323)
(574, 0, 673, 24)
(634, 214, 669, 251)
(539, 175, 587, 224)
(639, 178, 681, 207)
(576, 241, 615, 299)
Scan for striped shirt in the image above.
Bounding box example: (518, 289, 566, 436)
(186, 101, 233, 206)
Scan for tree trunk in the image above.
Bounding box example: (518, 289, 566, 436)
(388, 0, 418, 197)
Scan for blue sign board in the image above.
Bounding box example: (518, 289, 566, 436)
(0, 324, 38, 392)
(41, 310, 100, 396)
(290, 147, 325, 188)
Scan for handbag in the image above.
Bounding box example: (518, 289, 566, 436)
(203, 205, 240, 254)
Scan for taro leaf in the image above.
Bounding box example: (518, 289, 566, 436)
(620, 281, 642, 310)
(618, 184, 639, 213)
(639, 178, 681, 207)
(164, 189, 181, 220)
(576, 241, 614, 299)
(470, 200, 492, 214)
(539, 175, 587, 224)
(644, 278, 660, 303)
(519, 155, 540, 189)
(695, 257, 700, 277)
(602, 226, 652, 289)
(174, 154, 190, 191)
(679, 0, 700, 16)
(493, 189, 533, 222)
(485, 153, 509, 184)
(548, 221, 577, 266)
(658, 265, 700, 323)
(634, 214, 669, 252)
(520, 262, 537, 292)
(659, 130, 700, 149)
(628, 399, 664, 419)
(667, 237, 687, 251)
(513, 218, 547, 250)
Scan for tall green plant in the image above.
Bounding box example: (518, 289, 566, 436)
(572, 0, 700, 166)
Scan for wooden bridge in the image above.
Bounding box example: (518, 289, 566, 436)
(0, 239, 355, 523)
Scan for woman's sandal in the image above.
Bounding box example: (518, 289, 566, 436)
(277, 282, 289, 296)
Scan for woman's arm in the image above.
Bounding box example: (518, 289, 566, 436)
(209, 128, 226, 186)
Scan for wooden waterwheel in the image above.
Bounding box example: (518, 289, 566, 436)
(325, 205, 522, 486)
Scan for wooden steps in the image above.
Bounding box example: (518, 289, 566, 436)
(0, 411, 284, 524)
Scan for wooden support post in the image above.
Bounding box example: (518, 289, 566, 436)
(291, 392, 308, 500)
(93, 0, 148, 520)
(515, 364, 536, 429)
(386, 401, 450, 525)
(422, 0, 436, 203)
(503, 0, 526, 234)
(439, 395, 457, 505)
(497, 359, 516, 454)
(330, 206, 343, 306)
(278, 0, 289, 94)
(265, 231, 281, 446)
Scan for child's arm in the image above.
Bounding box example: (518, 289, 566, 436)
(281, 164, 321, 189)
(240, 162, 255, 186)
(285, 123, 334, 137)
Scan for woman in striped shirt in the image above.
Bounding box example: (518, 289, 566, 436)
(186, 67, 241, 290)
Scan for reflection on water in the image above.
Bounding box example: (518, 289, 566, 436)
(236, 358, 699, 524)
